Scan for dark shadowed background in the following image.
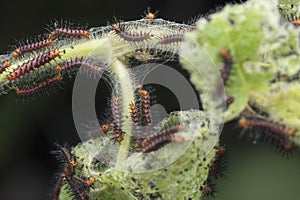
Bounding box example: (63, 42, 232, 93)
(0, 0, 300, 199)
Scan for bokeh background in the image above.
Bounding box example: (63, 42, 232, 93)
(0, 0, 300, 199)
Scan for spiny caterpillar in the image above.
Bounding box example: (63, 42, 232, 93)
(111, 97, 124, 142)
(112, 23, 151, 42)
(15, 74, 62, 97)
(208, 145, 227, 179)
(138, 86, 152, 126)
(239, 117, 296, 155)
(269, 71, 300, 84)
(52, 143, 77, 169)
(141, 125, 186, 153)
(129, 102, 141, 148)
(49, 28, 90, 40)
(158, 34, 184, 44)
(56, 57, 103, 77)
(8, 48, 61, 81)
(142, 134, 185, 154)
(219, 47, 233, 85)
(12, 38, 53, 59)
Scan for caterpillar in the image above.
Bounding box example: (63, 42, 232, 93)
(12, 39, 53, 59)
(158, 34, 184, 44)
(56, 57, 103, 76)
(63, 167, 89, 200)
(49, 28, 90, 40)
(208, 145, 227, 179)
(8, 48, 61, 81)
(129, 103, 141, 148)
(112, 23, 151, 42)
(0, 61, 11, 74)
(142, 134, 185, 154)
(269, 71, 300, 84)
(142, 125, 185, 147)
(52, 172, 65, 200)
(219, 48, 233, 85)
(239, 117, 295, 137)
(138, 87, 152, 126)
(112, 97, 123, 142)
(52, 143, 77, 169)
(15, 74, 62, 97)
(239, 117, 296, 155)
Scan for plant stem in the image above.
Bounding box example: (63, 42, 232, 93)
(110, 59, 134, 167)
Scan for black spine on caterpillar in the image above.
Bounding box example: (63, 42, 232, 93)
(208, 145, 228, 179)
(12, 39, 53, 59)
(8, 48, 62, 81)
(239, 117, 296, 156)
(112, 97, 123, 142)
(15, 74, 62, 97)
(112, 23, 151, 42)
(157, 34, 184, 44)
(219, 48, 233, 85)
(56, 57, 103, 77)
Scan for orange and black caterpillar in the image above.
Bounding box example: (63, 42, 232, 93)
(15, 74, 62, 97)
(12, 38, 53, 59)
(142, 134, 185, 154)
(158, 34, 184, 44)
(112, 23, 151, 42)
(112, 97, 124, 142)
(52, 143, 77, 169)
(142, 125, 185, 147)
(49, 28, 90, 40)
(56, 57, 103, 76)
(239, 117, 296, 155)
(208, 145, 227, 179)
(129, 102, 142, 148)
(219, 48, 233, 85)
(8, 48, 61, 81)
(142, 125, 185, 153)
(137, 86, 152, 126)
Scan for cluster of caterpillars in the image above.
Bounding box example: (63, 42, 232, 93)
(52, 144, 96, 200)
(97, 85, 186, 154)
(0, 10, 195, 99)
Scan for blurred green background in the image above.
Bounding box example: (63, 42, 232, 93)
(0, 0, 300, 199)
